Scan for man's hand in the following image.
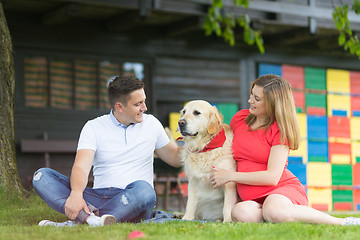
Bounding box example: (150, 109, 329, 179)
(64, 191, 91, 220)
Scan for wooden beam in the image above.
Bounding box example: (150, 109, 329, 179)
(165, 17, 204, 37)
(42, 4, 79, 26)
(106, 11, 145, 32)
(184, 0, 360, 24)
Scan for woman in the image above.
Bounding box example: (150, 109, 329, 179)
(210, 74, 360, 225)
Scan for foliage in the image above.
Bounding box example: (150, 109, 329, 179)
(203, 0, 264, 53)
(333, 0, 360, 58)
(204, 0, 360, 58)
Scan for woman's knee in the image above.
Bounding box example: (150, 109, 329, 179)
(262, 196, 293, 223)
(231, 201, 263, 223)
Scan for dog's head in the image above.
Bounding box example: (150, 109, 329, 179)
(178, 100, 223, 138)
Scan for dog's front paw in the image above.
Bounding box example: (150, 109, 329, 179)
(173, 212, 184, 219)
(223, 216, 232, 223)
(182, 214, 194, 221)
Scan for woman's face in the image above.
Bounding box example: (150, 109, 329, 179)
(248, 84, 267, 118)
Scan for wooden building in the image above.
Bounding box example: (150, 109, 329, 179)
(3, 0, 360, 194)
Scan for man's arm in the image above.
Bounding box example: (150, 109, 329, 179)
(64, 149, 94, 220)
(154, 141, 182, 168)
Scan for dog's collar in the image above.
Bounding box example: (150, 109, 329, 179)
(181, 128, 226, 153)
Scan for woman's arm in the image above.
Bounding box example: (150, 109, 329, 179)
(211, 144, 289, 188)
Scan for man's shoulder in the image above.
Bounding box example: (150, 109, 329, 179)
(86, 113, 111, 127)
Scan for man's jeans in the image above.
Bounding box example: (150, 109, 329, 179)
(32, 168, 156, 223)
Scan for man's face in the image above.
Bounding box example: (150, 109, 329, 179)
(119, 88, 147, 126)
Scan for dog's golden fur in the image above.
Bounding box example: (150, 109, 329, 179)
(178, 100, 237, 222)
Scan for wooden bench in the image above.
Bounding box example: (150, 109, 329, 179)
(20, 132, 78, 168)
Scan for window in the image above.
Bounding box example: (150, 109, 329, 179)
(24, 56, 147, 111)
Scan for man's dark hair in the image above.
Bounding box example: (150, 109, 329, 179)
(108, 75, 144, 108)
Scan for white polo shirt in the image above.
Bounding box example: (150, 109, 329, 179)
(77, 112, 170, 189)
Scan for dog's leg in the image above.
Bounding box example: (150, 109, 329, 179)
(182, 182, 198, 220)
(222, 181, 237, 222)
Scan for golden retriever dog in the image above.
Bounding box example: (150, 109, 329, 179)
(178, 100, 237, 222)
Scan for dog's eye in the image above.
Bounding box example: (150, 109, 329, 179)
(182, 110, 186, 115)
(193, 110, 201, 116)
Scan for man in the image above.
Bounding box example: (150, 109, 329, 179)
(33, 76, 181, 227)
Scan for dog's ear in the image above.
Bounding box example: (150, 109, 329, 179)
(207, 106, 223, 135)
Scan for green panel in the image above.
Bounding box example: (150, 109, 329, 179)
(332, 190, 353, 203)
(305, 93, 327, 108)
(305, 67, 326, 90)
(332, 165, 352, 185)
(356, 156, 360, 163)
(217, 103, 239, 125)
(296, 107, 303, 113)
(308, 156, 328, 162)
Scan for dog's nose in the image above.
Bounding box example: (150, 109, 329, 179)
(178, 119, 186, 128)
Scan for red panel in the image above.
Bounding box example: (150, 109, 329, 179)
(351, 96, 360, 112)
(307, 106, 326, 116)
(334, 202, 353, 211)
(350, 71, 360, 94)
(328, 117, 350, 138)
(328, 142, 351, 156)
(354, 189, 360, 209)
(292, 91, 305, 111)
(282, 65, 305, 90)
(311, 203, 328, 211)
(353, 164, 360, 185)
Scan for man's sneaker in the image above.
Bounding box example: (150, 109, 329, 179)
(86, 213, 116, 227)
(342, 217, 360, 225)
(38, 220, 76, 227)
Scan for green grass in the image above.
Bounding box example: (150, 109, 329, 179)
(1, 188, 360, 240)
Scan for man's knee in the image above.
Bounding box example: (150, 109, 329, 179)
(128, 180, 156, 208)
(32, 168, 51, 189)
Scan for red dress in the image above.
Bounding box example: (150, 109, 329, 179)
(230, 109, 308, 205)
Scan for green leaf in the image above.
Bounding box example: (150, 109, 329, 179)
(339, 32, 346, 45)
(352, 0, 360, 14)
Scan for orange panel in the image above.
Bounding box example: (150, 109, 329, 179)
(353, 163, 360, 185)
(328, 117, 350, 138)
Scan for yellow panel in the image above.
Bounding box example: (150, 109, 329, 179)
(297, 113, 307, 138)
(327, 69, 350, 93)
(169, 112, 181, 140)
(330, 154, 351, 164)
(351, 117, 360, 140)
(289, 139, 308, 163)
(307, 162, 331, 187)
(308, 188, 333, 212)
(352, 142, 360, 164)
(327, 94, 351, 117)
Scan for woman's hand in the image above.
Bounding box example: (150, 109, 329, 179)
(210, 167, 232, 189)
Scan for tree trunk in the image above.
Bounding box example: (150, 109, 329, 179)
(0, 2, 23, 192)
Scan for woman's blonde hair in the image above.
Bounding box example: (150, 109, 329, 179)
(245, 74, 300, 150)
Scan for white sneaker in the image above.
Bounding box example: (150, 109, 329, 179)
(342, 217, 360, 225)
(86, 213, 116, 227)
(38, 220, 76, 227)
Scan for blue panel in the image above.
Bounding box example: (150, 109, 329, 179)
(353, 111, 360, 117)
(258, 63, 282, 77)
(332, 110, 347, 116)
(308, 141, 329, 161)
(357, 204, 360, 211)
(307, 115, 328, 141)
(287, 163, 307, 185)
(288, 156, 303, 164)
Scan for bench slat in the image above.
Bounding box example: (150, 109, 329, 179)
(20, 139, 78, 153)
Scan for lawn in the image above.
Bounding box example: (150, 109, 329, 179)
(1, 188, 360, 240)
